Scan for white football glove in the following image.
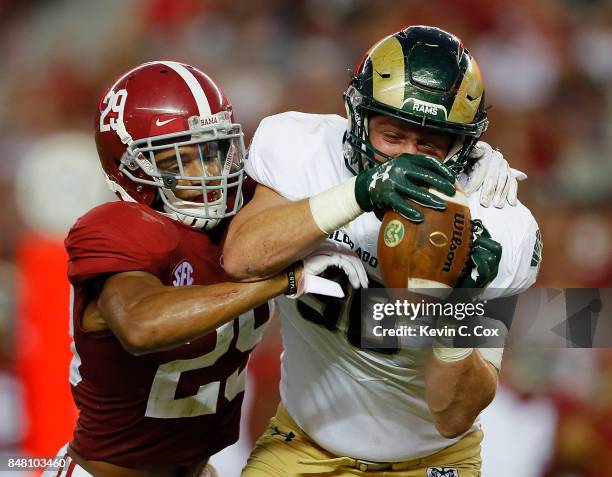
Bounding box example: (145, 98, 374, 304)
(463, 141, 527, 208)
(289, 242, 369, 299)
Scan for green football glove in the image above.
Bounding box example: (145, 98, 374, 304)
(458, 219, 502, 288)
(354, 153, 456, 223)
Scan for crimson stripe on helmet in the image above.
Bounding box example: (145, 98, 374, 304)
(159, 61, 212, 117)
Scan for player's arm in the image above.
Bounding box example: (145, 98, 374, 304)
(96, 270, 290, 355)
(425, 349, 498, 439)
(223, 184, 327, 281)
(224, 153, 456, 281)
(425, 221, 505, 438)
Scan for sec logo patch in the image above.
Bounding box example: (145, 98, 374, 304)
(172, 260, 194, 286)
(427, 468, 459, 477)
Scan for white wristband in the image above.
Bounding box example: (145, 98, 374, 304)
(309, 176, 363, 234)
(433, 347, 473, 362)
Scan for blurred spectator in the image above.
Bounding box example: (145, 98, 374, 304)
(543, 350, 612, 476)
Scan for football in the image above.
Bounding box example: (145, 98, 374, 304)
(377, 183, 472, 292)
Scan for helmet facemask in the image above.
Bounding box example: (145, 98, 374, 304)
(117, 112, 245, 230)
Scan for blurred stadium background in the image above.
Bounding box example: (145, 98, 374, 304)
(0, 0, 611, 475)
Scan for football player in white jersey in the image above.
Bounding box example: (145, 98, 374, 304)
(224, 26, 541, 476)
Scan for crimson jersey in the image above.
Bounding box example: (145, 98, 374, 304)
(64, 199, 271, 467)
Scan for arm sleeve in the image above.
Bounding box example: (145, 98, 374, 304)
(65, 203, 177, 286)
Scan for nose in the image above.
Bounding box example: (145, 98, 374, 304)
(183, 159, 204, 177)
(396, 139, 418, 157)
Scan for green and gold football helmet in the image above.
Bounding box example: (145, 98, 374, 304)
(343, 25, 488, 176)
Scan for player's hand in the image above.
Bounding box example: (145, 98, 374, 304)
(288, 242, 369, 299)
(463, 142, 527, 208)
(457, 219, 502, 288)
(354, 153, 456, 223)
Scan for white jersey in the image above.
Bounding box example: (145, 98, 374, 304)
(246, 111, 541, 461)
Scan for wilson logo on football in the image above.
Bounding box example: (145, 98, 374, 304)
(429, 231, 449, 248)
(172, 260, 194, 286)
(442, 213, 466, 272)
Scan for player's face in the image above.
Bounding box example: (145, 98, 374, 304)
(368, 115, 453, 163)
(155, 145, 222, 201)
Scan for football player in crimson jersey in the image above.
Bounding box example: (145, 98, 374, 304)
(223, 26, 541, 476)
(47, 61, 361, 477)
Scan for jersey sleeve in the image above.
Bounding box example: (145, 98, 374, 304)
(244, 117, 271, 188)
(488, 210, 541, 293)
(246, 112, 343, 201)
(507, 214, 542, 290)
(65, 202, 178, 285)
(245, 115, 295, 197)
(473, 197, 542, 300)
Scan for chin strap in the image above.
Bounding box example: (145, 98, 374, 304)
(443, 136, 466, 176)
(105, 175, 221, 230)
(158, 185, 225, 230)
(104, 175, 137, 202)
(445, 136, 464, 163)
(160, 204, 220, 230)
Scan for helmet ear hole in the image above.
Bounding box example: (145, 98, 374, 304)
(161, 174, 178, 190)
